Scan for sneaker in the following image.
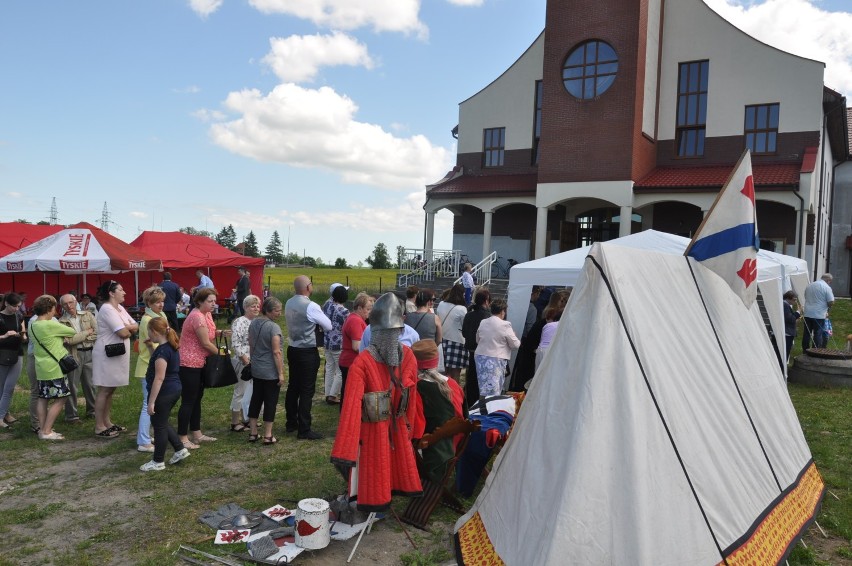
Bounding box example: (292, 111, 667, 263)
(137, 444, 155, 453)
(169, 448, 191, 465)
(140, 460, 165, 472)
(297, 430, 324, 440)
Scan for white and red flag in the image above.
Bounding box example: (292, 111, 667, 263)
(684, 149, 759, 308)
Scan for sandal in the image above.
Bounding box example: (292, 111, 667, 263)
(193, 434, 217, 442)
(183, 440, 200, 450)
(263, 436, 278, 445)
(230, 423, 247, 432)
(108, 424, 128, 433)
(3, 415, 18, 424)
(95, 428, 119, 438)
(247, 434, 259, 443)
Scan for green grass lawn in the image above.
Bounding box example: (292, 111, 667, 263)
(263, 267, 399, 303)
(0, 298, 848, 564)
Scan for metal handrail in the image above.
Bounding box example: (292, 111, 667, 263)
(454, 251, 496, 288)
(397, 248, 461, 288)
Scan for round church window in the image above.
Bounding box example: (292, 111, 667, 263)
(563, 40, 618, 100)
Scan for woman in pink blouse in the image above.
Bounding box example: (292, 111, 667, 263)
(177, 288, 229, 449)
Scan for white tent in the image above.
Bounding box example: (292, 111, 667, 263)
(506, 230, 809, 369)
(456, 242, 824, 565)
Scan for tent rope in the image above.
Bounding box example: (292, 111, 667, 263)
(686, 257, 783, 493)
(588, 255, 728, 565)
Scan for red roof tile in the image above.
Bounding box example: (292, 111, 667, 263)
(427, 173, 537, 197)
(634, 163, 801, 191)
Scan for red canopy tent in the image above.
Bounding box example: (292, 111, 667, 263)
(128, 231, 265, 303)
(0, 223, 65, 300)
(0, 222, 162, 301)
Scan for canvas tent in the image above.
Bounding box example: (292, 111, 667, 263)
(456, 242, 823, 565)
(128, 231, 265, 301)
(506, 230, 809, 370)
(0, 222, 162, 298)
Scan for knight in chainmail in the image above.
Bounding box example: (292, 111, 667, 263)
(330, 292, 424, 512)
(367, 327, 402, 367)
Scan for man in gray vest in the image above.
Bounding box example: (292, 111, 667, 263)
(284, 275, 332, 440)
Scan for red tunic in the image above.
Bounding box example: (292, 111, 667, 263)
(331, 347, 423, 511)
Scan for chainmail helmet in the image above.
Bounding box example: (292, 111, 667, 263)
(369, 292, 404, 331)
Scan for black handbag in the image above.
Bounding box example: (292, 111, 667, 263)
(0, 349, 18, 366)
(105, 342, 126, 357)
(203, 335, 237, 388)
(240, 363, 252, 381)
(30, 327, 79, 374)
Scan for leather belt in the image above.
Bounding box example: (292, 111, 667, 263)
(77, 347, 93, 351)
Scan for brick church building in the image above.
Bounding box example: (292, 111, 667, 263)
(423, 0, 849, 279)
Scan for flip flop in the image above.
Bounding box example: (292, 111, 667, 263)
(95, 429, 119, 438)
(230, 423, 247, 432)
(263, 436, 278, 445)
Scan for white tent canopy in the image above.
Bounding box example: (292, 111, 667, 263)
(506, 230, 809, 368)
(456, 242, 823, 565)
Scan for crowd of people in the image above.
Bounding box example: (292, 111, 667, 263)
(0, 267, 566, 481)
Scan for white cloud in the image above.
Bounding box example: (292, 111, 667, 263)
(446, 0, 484, 6)
(188, 0, 223, 18)
(206, 211, 285, 232)
(129, 211, 148, 219)
(288, 190, 427, 232)
(173, 85, 201, 94)
(208, 83, 452, 190)
(7, 191, 22, 198)
(192, 108, 228, 122)
(248, 0, 428, 39)
(704, 0, 852, 96)
(262, 32, 375, 83)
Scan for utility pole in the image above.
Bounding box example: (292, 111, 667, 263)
(49, 197, 58, 225)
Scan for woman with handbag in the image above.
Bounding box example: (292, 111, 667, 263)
(0, 292, 26, 430)
(435, 284, 467, 383)
(229, 294, 261, 431)
(139, 317, 190, 471)
(246, 297, 285, 445)
(93, 280, 138, 438)
(134, 287, 168, 452)
(178, 288, 229, 449)
(30, 295, 76, 440)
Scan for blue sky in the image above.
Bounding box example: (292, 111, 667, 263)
(0, 0, 850, 265)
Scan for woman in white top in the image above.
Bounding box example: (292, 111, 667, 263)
(229, 294, 261, 431)
(435, 284, 468, 382)
(474, 299, 520, 396)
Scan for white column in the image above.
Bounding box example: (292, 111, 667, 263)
(424, 211, 435, 263)
(482, 211, 493, 260)
(619, 205, 633, 237)
(535, 206, 548, 259)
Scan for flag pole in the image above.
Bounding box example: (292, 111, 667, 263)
(683, 148, 752, 257)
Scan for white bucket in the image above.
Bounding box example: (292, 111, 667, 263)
(294, 498, 331, 549)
